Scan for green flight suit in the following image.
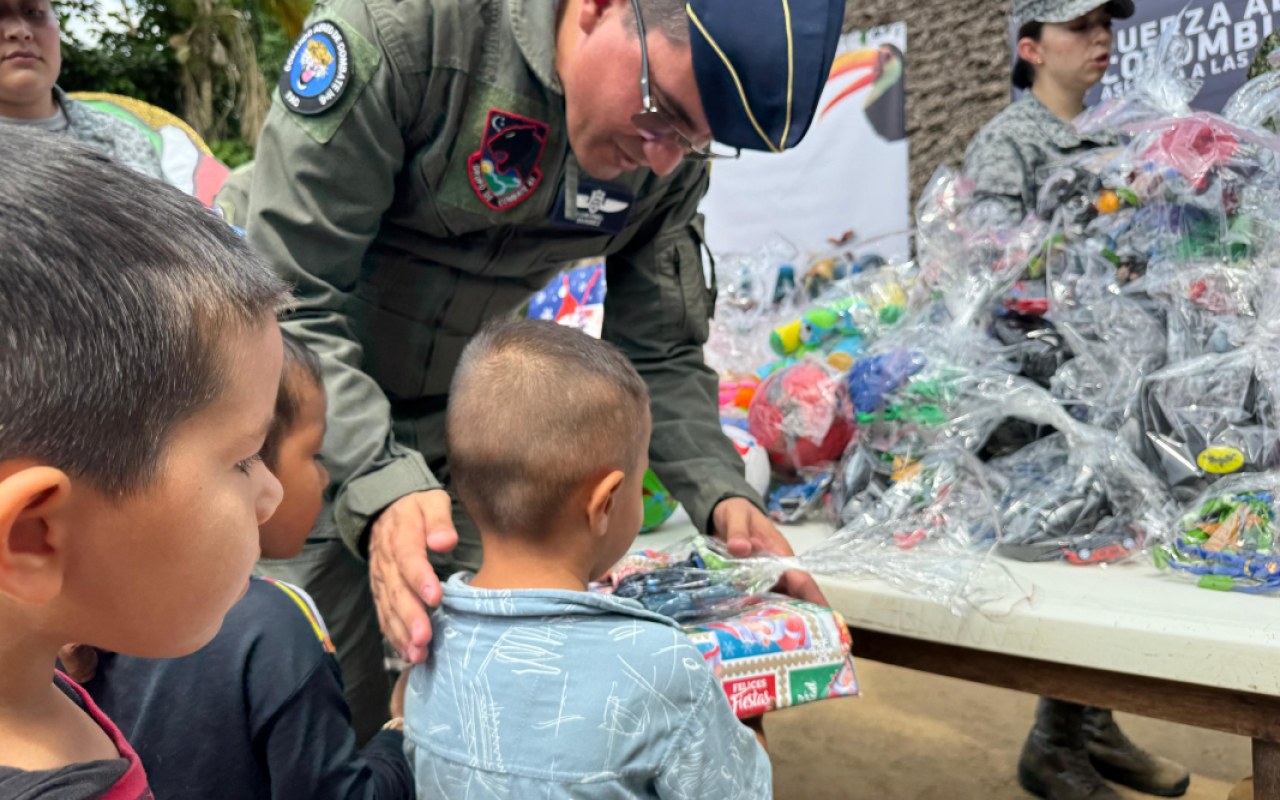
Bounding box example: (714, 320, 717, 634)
(223, 0, 758, 738)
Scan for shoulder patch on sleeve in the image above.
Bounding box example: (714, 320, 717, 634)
(278, 12, 382, 144)
(261, 577, 337, 653)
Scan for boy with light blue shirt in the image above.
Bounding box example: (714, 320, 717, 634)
(404, 319, 771, 799)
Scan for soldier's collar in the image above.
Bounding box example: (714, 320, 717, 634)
(1023, 92, 1100, 149)
(510, 0, 563, 95)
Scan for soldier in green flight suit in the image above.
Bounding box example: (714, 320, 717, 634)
(218, 0, 845, 741)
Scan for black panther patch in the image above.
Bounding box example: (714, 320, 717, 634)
(467, 109, 549, 211)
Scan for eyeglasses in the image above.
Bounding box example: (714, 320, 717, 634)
(628, 0, 739, 161)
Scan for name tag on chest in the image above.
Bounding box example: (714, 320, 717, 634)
(551, 179, 634, 234)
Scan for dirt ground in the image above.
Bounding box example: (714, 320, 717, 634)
(766, 659, 1251, 800)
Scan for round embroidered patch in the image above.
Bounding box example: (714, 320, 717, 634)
(279, 22, 350, 115)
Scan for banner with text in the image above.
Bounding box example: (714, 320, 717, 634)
(700, 24, 911, 264)
(1011, 0, 1278, 113)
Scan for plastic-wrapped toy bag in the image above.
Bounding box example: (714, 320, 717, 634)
(686, 595, 858, 718)
(1046, 255, 1166, 430)
(921, 216, 1050, 330)
(1114, 114, 1280, 266)
(598, 535, 786, 623)
(760, 265, 912, 376)
(942, 375, 1172, 565)
(915, 166, 974, 258)
(1139, 343, 1280, 502)
(748, 360, 856, 473)
(1223, 71, 1280, 133)
(799, 444, 1019, 613)
(767, 472, 832, 523)
(848, 326, 1016, 473)
(1140, 262, 1263, 362)
(1154, 472, 1280, 593)
(705, 238, 802, 374)
(989, 433, 1152, 564)
(714, 237, 800, 331)
(1074, 17, 1200, 136)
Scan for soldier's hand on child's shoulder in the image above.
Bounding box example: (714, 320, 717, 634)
(369, 490, 458, 665)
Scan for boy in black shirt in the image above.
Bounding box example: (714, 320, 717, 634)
(79, 331, 414, 800)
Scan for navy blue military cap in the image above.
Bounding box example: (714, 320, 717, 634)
(687, 0, 845, 152)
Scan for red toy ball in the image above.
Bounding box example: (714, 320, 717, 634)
(748, 362, 856, 472)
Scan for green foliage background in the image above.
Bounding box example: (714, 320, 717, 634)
(56, 0, 305, 166)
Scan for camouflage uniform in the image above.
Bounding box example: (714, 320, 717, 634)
(1248, 30, 1280, 80)
(0, 87, 164, 181)
(963, 93, 1118, 224)
(223, 0, 760, 741)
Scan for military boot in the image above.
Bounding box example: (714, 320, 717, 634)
(1083, 707, 1190, 797)
(1018, 699, 1125, 800)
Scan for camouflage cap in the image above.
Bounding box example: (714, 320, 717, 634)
(1012, 0, 1134, 28)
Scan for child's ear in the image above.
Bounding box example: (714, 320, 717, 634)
(0, 464, 72, 605)
(586, 470, 625, 538)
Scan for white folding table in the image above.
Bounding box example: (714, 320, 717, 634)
(644, 513, 1280, 797)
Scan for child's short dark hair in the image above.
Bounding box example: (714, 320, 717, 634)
(447, 319, 650, 535)
(260, 329, 325, 471)
(0, 128, 287, 496)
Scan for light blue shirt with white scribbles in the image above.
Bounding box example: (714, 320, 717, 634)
(404, 573, 772, 799)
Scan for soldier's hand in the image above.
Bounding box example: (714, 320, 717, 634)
(369, 490, 458, 664)
(711, 497, 829, 607)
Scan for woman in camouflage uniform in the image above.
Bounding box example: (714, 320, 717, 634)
(965, 0, 1127, 227)
(966, 3, 1192, 800)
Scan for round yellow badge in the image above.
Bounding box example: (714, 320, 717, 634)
(1197, 446, 1245, 474)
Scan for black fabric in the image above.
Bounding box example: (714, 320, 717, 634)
(83, 578, 412, 800)
(0, 675, 129, 800)
(0, 759, 129, 800)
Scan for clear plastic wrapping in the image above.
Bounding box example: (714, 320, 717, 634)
(748, 359, 857, 473)
(1046, 254, 1166, 430)
(846, 327, 1016, 473)
(705, 238, 803, 375)
(599, 535, 787, 623)
(1154, 472, 1280, 593)
(767, 471, 833, 523)
(944, 375, 1172, 564)
(1223, 71, 1280, 132)
(1138, 344, 1280, 503)
(801, 444, 1019, 613)
(1139, 262, 1263, 362)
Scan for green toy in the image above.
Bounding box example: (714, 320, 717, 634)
(641, 469, 680, 533)
(768, 282, 908, 359)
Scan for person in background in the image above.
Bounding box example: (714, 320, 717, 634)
(965, 3, 1191, 800)
(405, 319, 770, 799)
(0, 0, 162, 178)
(0, 127, 284, 800)
(73, 330, 415, 800)
(966, 0, 1124, 226)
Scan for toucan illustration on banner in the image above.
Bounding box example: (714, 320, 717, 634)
(820, 44, 905, 142)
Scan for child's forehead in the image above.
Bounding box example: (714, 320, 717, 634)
(286, 366, 328, 420)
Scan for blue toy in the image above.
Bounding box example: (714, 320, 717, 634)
(846, 349, 925, 414)
(1156, 538, 1280, 593)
